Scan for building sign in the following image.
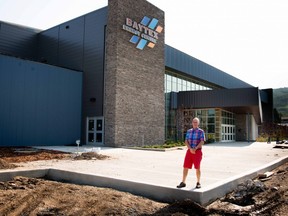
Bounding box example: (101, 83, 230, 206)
(123, 16, 163, 50)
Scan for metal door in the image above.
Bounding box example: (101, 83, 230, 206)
(86, 117, 104, 145)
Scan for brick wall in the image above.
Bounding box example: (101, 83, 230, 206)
(104, 0, 165, 146)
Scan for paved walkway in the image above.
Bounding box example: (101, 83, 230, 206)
(23, 141, 288, 190)
(1, 141, 287, 205)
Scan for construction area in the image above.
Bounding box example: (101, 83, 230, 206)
(0, 142, 287, 215)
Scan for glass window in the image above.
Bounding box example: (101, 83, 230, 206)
(189, 82, 193, 91)
(182, 80, 187, 91)
(166, 74, 172, 82)
(88, 133, 94, 142)
(88, 120, 94, 131)
(164, 72, 213, 93)
(208, 125, 215, 133)
(177, 79, 182, 91)
(96, 133, 102, 142)
(171, 76, 177, 91)
(208, 117, 215, 123)
(164, 72, 215, 141)
(96, 119, 102, 131)
(208, 109, 215, 116)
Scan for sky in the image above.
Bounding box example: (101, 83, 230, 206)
(0, 0, 287, 89)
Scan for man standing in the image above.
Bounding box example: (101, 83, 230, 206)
(177, 117, 205, 189)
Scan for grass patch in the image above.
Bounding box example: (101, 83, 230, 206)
(141, 141, 185, 149)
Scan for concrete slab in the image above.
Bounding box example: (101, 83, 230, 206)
(0, 142, 287, 205)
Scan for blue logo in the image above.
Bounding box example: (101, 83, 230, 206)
(123, 16, 163, 50)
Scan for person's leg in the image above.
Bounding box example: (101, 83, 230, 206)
(177, 168, 189, 188)
(194, 150, 202, 188)
(182, 168, 189, 183)
(196, 168, 201, 183)
(177, 150, 192, 188)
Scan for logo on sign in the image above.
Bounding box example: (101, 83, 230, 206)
(123, 16, 163, 50)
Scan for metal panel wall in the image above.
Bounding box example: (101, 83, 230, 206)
(37, 27, 59, 65)
(37, 18, 85, 71)
(165, 45, 253, 89)
(178, 88, 259, 108)
(177, 87, 262, 124)
(0, 55, 82, 146)
(0, 22, 40, 59)
(81, 8, 107, 142)
(82, 8, 107, 117)
(58, 18, 85, 70)
(37, 9, 107, 114)
(37, 8, 108, 143)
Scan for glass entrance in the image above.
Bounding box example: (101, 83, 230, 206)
(221, 124, 235, 142)
(86, 117, 104, 145)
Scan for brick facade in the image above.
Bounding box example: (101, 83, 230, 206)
(104, 0, 165, 146)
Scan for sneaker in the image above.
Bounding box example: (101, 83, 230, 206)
(195, 182, 201, 189)
(176, 182, 186, 188)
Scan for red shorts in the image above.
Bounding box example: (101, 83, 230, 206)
(183, 149, 202, 169)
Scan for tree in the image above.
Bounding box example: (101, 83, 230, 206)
(273, 108, 282, 123)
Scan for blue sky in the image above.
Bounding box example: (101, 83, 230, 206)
(0, 0, 287, 89)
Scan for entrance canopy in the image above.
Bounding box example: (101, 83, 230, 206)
(175, 87, 263, 124)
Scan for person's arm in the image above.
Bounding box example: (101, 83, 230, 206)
(195, 130, 205, 150)
(185, 139, 191, 150)
(186, 139, 196, 153)
(195, 140, 204, 150)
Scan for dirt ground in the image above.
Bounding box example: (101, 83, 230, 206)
(0, 147, 287, 216)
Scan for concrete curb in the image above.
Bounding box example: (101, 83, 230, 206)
(0, 169, 48, 181)
(0, 156, 287, 206)
(122, 146, 185, 152)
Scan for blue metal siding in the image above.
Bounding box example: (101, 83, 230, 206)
(0, 22, 39, 59)
(165, 45, 253, 89)
(0, 55, 82, 146)
(37, 7, 107, 118)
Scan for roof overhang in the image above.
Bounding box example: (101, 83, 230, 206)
(176, 87, 263, 124)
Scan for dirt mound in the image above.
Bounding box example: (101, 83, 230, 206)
(0, 158, 18, 169)
(206, 162, 288, 215)
(73, 152, 110, 160)
(0, 176, 166, 216)
(0, 147, 70, 164)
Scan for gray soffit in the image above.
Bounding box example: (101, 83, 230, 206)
(177, 87, 262, 124)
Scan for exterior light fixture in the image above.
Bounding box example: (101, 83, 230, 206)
(90, 97, 96, 103)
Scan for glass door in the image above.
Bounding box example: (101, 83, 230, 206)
(221, 124, 235, 142)
(87, 117, 104, 145)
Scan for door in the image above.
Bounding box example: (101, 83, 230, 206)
(86, 117, 104, 145)
(221, 124, 235, 142)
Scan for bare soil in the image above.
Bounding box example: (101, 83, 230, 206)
(0, 147, 287, 216)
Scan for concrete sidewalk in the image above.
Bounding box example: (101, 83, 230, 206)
(31, 142, 287, 187)
(2, 142, 288, 205)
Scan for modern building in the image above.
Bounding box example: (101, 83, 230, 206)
(0, 0, 273, 147)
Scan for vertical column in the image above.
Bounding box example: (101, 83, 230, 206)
(104, 0, 165, 147)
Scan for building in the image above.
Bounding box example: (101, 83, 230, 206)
(0, 0, 273, 147)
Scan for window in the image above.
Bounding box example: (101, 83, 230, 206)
(164, 72, 213, 93)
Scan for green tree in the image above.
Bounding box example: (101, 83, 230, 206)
(273, 108, 282, 123)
